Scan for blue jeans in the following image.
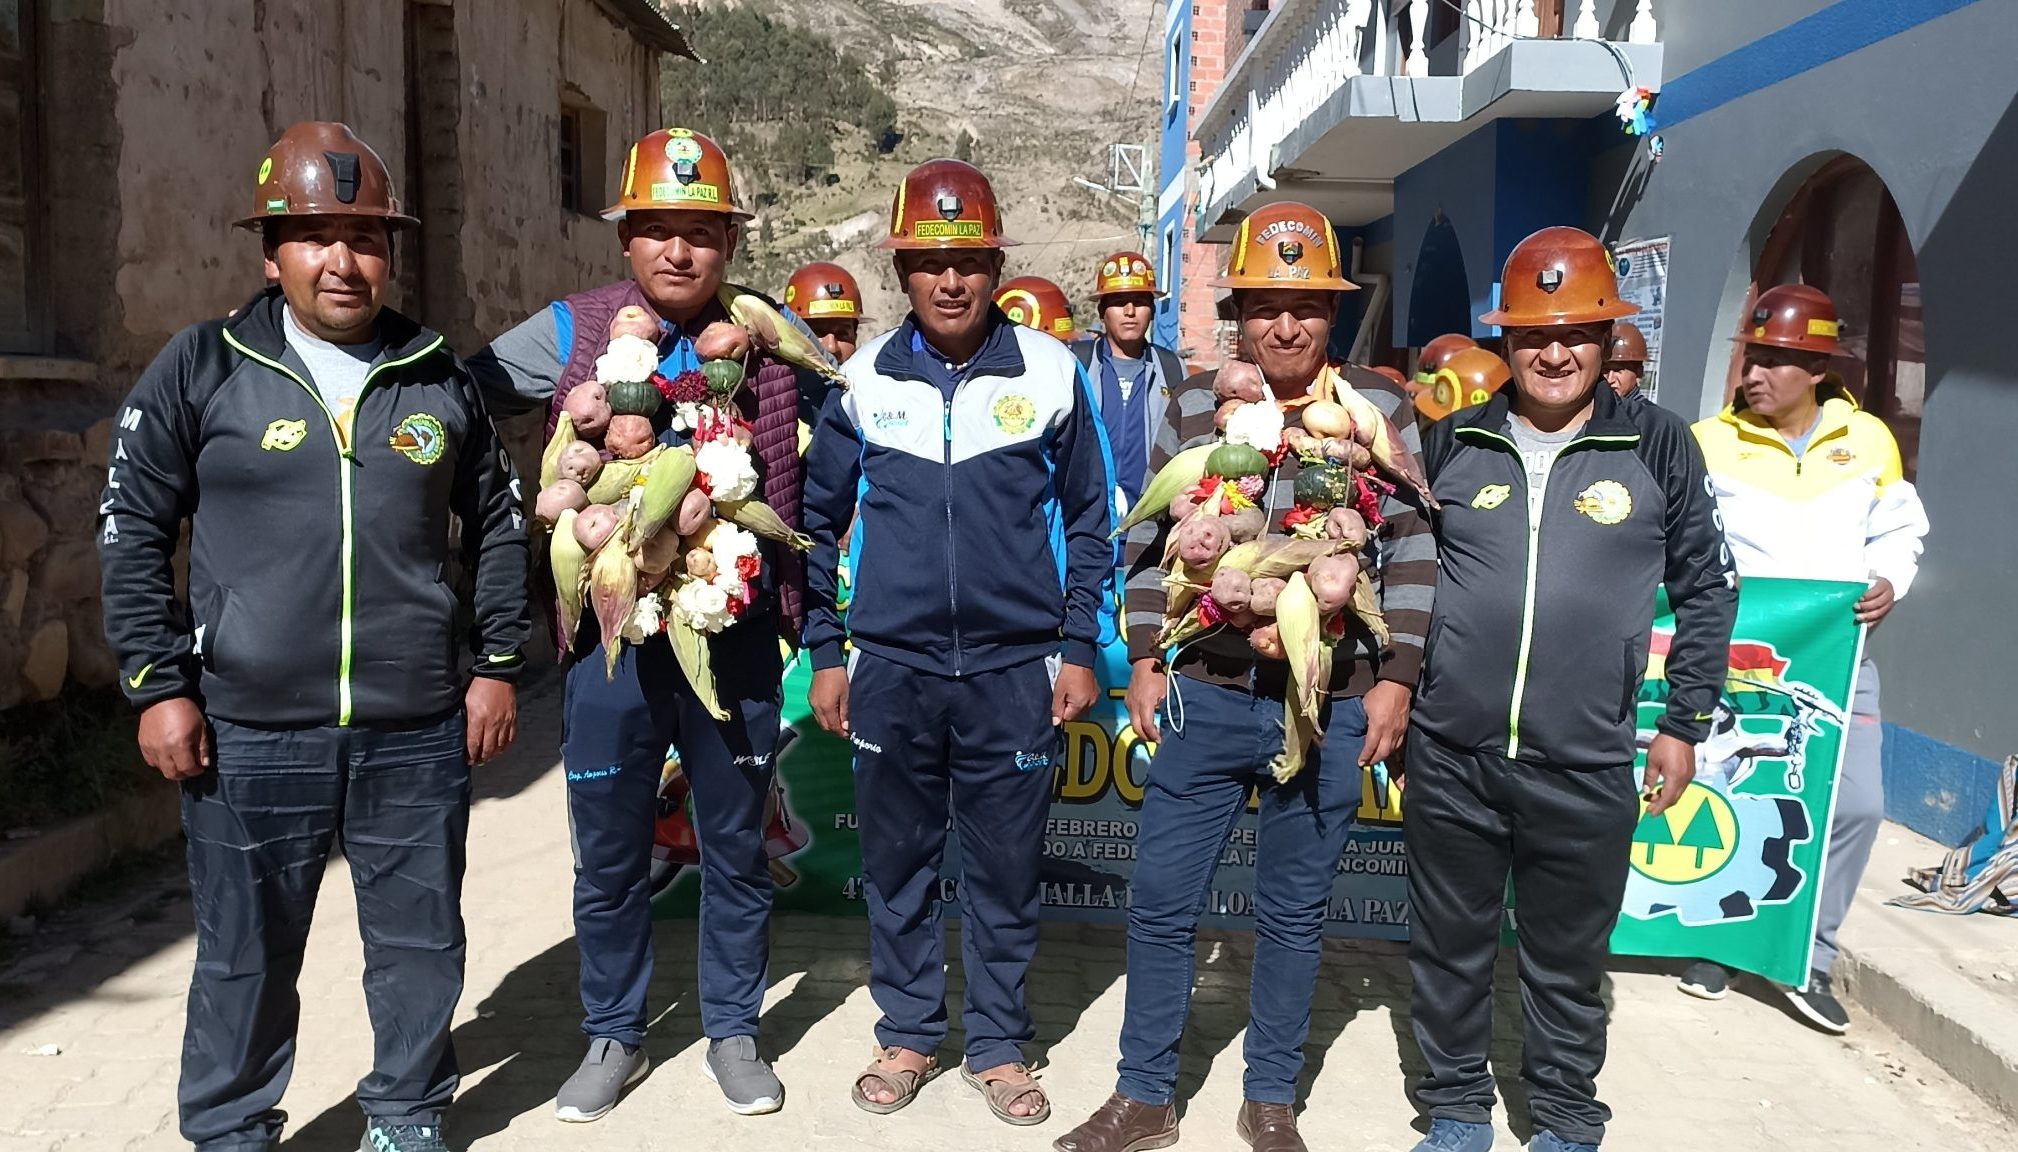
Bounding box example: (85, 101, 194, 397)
(1117, 675, 1367, 1106)
(562, 628, 782, 1046)
(178, 711, 470, 1151)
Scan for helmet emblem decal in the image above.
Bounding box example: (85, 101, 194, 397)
(1537, 268, 1564, 294)
(936, 193, 963, 221)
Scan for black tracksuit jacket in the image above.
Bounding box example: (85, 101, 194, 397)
(98, 287, 530, 727)
(1413, 387, 1737, 768)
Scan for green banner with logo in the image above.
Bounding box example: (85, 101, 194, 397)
(1608, 576, 1866, 987)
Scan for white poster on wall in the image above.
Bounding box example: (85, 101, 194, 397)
(1612, 236, 1670, 401)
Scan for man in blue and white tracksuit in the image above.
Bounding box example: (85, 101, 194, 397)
(802, 159, 1114, 1124)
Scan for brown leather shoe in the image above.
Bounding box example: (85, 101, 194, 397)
(1236, 1101, 1308, 1152)
(1052, 1093, 1179, 1152)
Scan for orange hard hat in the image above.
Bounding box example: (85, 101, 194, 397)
(1417, 347, 1511, 422)
(604, 128, 751, 222)
(1211, 201, 1358, 292)
(879, 159, 1017, 250)
(997, 276, 1077, 339)
(1737, 284, 1842, 357)
(1094, 251, 1157, 298)
(1606, 320, 1649, 363)
(236, 121, 417, 231)
(1414, 332, 1478, 386)
(1480, 226, 1638, 328)
(784, 262, 863, 321)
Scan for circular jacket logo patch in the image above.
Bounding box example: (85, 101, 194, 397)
(991, 394, 1037, 435)
(389, 412, 448, 465)
(1573, 479, 1633, 525)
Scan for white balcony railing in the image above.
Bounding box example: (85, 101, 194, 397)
(1194, 0, 1660, 227)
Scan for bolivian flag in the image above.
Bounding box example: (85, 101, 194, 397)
(1644, 630, 1788, 688)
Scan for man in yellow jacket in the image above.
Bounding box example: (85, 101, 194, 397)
(1685, 284, 1929, 1032)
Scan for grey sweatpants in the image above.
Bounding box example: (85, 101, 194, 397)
(1813, 660, 1884, 975)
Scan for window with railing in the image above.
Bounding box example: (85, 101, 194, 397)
(1, 0, 46, 353)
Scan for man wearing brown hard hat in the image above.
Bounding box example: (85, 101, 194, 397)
(469, 127, 809, 1122)
(97, 122, 530, 1152)
(1401, 227, 1735, 1152)
(802, 158, 1114, 1126)
(1603, 320, 1649, 403)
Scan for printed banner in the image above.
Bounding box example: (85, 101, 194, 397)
(651, 616, 1412, 939)
(1609, 576, 1865, 986)
(650, 577, 1864, 984)
(1611, 236, 1669, 400)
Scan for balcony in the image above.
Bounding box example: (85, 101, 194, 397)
(1193, 0, 1663, 240)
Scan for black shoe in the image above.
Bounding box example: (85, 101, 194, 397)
(359, 1120, 452, 1152)
(1784, 969, 1851, 1034)
(1677, 960, 1732, 1001)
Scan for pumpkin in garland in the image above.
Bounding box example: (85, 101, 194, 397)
(1293, 461, 1355, 510)
(606, 376, 664, 419)
(1205, 442, 1270, 480)
(701, 359, 745, 397)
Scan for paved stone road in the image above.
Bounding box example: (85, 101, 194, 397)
(0, 680, 2005, 1151)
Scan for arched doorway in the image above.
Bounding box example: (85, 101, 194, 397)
(1731, 156, 1925, 476)
(1408, 212, 1473, 348)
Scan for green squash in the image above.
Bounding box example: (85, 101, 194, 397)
(702, 359, 745, 396)
(606, 376, 663, 418)
(1293, 462, 1354, 509)
(1205, 442, 1270, 480)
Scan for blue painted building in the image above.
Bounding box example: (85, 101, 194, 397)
(1151, 0, 1190, 354)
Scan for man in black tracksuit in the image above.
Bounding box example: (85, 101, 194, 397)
(1403, 228, 1735, 1152)
(97, 124, 528, 1152)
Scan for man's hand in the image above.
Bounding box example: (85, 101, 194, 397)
(1855, 577, 1896, 626)
(465, 677, 517, 766)
(811, 666, 850, 737)
(1360, 680, 1412, 767)
(1052, 662, 1098, 726)
(1124, 659, 1166, 744)
(138, 698, 210, 781)
(1643, 733, 1696, 817)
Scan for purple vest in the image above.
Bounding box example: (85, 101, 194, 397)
(552, 280, 807, 633)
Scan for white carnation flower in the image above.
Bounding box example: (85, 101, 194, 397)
(707, 521, 761, 565)
(694, 439, 759, 501)
(1223, 401, 1285, 451)
(595, 334, 662, 385)
(669, 402, 706, 434)
(674, 577, 737, 633)
(620, 593, 665, 644)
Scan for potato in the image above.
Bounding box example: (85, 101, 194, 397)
(1249, 576, 1287, 617)
(695, 321, 751, 362)
(675, 488, 714, 536)
(562, 382, 612, 439)
(1169, 490, 1203, 522)
(634, 523, 684, 576)
(1210, 568, 1253, 613)
(1249, 623, 1285, 660)
(1214, 399, 1243, 432)
(573, 504, 621, 552)
(1282, 427, 1318, 459)
(1175, 516, 1231, 568)
(1214, 359, 1265, 403)
(1301, 400, 1355, 440)
(557, 441, 604, 486)
(1225, 607, 1259, 630)
(1306, 553, 1361, 614)
(1325, 507, 1369, 547)
(1224, 506, 1266, 543)
(535, 479, 588, 525)
(608, 305, 661, 342)
(605, 414, 658, 460)
(685, 548, 719, 581)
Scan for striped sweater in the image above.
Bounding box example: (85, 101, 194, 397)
(1122, 363, 1437, 698)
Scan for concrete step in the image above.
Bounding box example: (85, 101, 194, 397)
(1838, 821, 2018, 1119)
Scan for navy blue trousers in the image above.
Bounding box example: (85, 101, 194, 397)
(848, 650, 1059, 1071)
(178, 712, 469, 1151)
(1116, 676, 1366, 1106)
(562, 627, 781, 1046)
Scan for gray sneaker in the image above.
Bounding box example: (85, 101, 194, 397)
(703, 1035, 785, 1115)
(554, 1037, 650, 1123)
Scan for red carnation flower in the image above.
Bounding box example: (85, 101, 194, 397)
(664, 369, 710, 405)
(1351, 471, 1394, 529)
(1282, 504, 1321, 530)
(736, 554, 762, 582)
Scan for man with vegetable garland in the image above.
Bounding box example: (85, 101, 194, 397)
(1401, 227, 1736, 1152)
(98, 122, 529, 1152)
(1054, 200, 1437, 1152)
(468, 128, 806, 1121)
(801, 158, 1114, 1126)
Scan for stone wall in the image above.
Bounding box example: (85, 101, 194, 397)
(1, 0, 663, 709)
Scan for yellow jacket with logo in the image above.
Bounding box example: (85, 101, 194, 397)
(1691, 397, 1927, 596)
